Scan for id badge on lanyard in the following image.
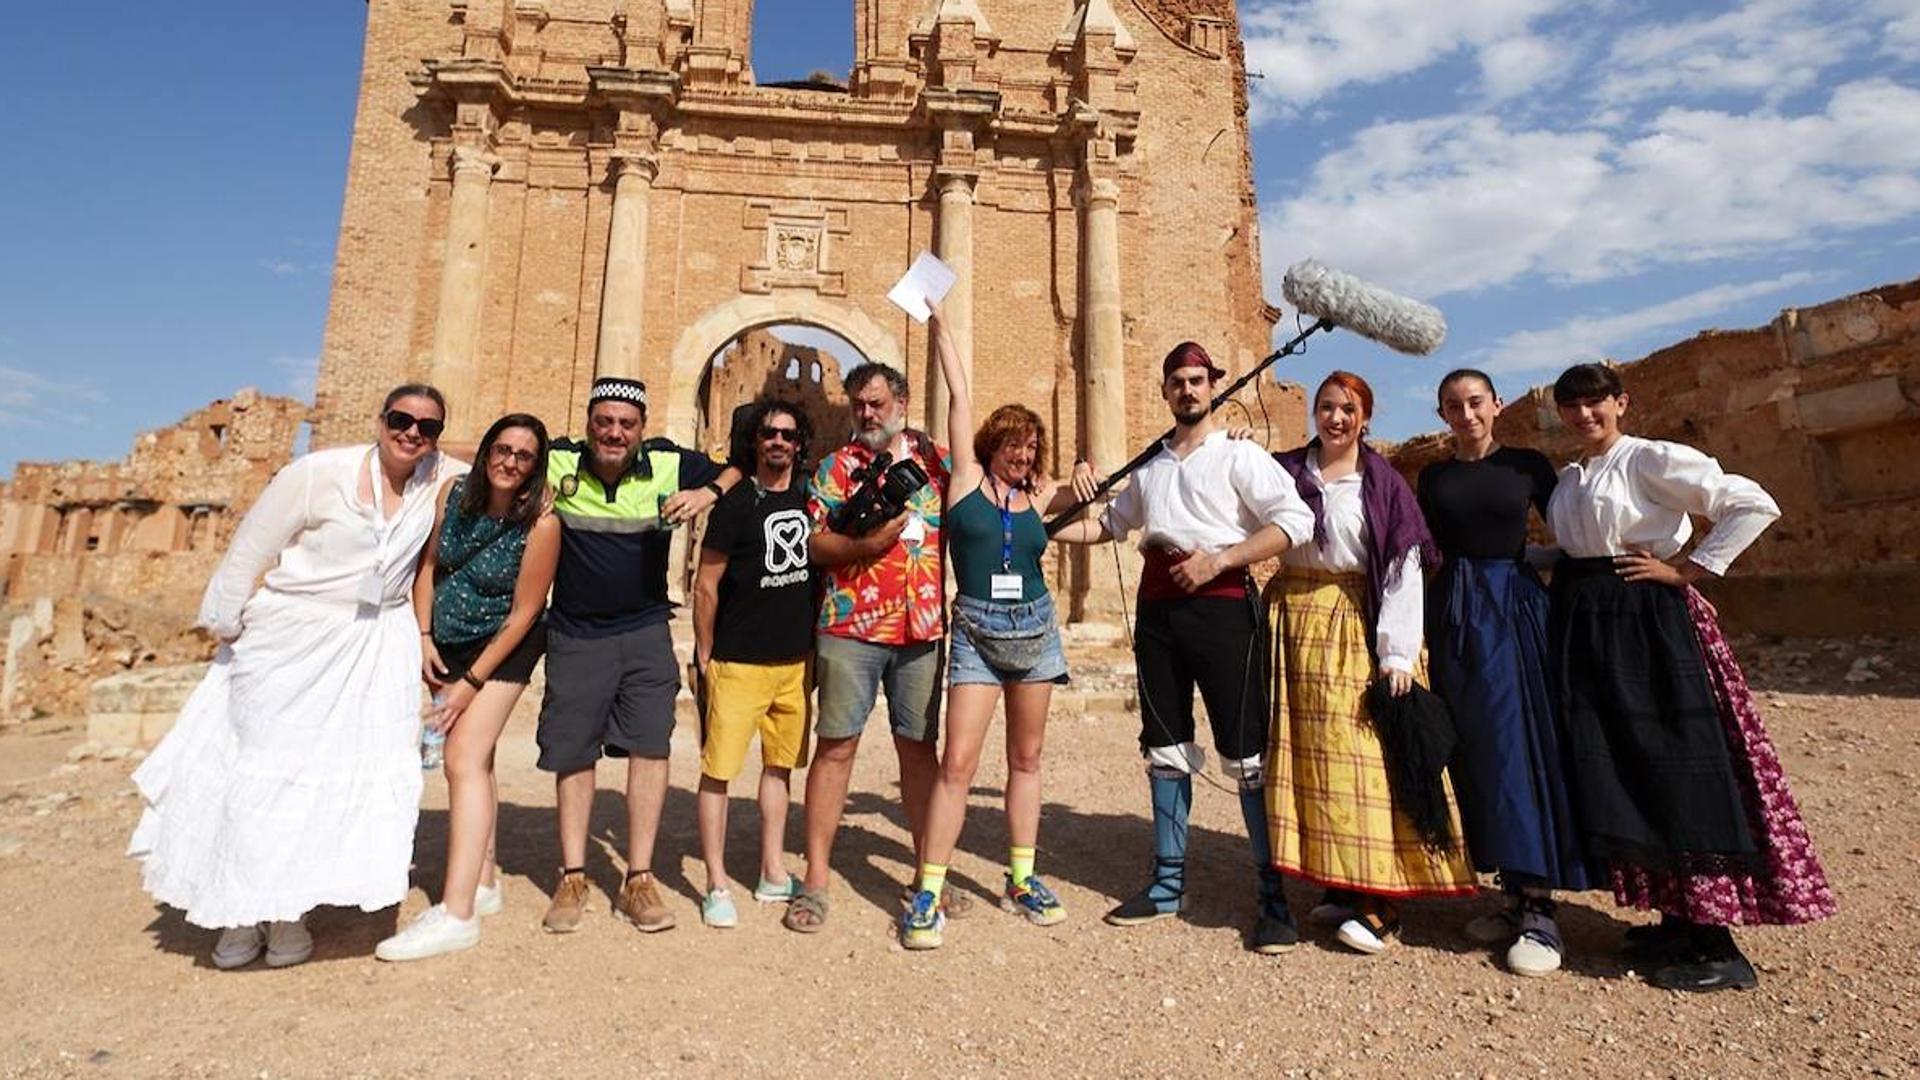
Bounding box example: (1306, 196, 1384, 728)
(989, 479, 1023, 601)
(358, 450, 397, 608)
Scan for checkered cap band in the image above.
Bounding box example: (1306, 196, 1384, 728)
(588, 377, 648, 409)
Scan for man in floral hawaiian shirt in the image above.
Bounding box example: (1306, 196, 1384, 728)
(783, 361, 959, 932)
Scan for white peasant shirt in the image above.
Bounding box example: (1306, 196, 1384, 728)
(1282, 454, 1424, 674)
(1547, 435, 1779, 577)
(1099, 431, 1315, 553)
(197, 444, 468, 639)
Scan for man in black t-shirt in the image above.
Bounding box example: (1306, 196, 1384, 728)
(688, 400, 818, 928)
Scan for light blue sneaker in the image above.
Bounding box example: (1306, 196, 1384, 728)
(900, 889, 945, 950)
(753, 875, 802, 903)
(701, 887, 739, 929)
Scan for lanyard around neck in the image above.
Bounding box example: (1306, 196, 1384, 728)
(986, 476, 1016, 571)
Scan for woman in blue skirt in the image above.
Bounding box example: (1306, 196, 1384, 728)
(1418, 369, 1597, 977)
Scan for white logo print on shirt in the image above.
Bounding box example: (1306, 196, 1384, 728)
(760, 509, 811, 588)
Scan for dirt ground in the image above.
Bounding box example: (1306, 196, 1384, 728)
(2, 636, 1918, 1079)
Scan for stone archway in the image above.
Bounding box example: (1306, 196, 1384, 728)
(658, 294, 903, 599)
(661, 294, 903, 451)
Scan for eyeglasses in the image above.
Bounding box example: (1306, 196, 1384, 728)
(488, 444, 537, 466)
(384, 409, 445, 440)
(757, 426, 800, 444)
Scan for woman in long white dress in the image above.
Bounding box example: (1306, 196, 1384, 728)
(129, 384, 466, 969)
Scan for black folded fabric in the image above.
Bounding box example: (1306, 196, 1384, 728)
(1364, 679, 1460, 852)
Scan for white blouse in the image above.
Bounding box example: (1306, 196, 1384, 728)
(1547, 435, 1779, 576)
(197, 444, 467, 639)
(1282, 455, 1423, 674)
(1100, 431, 1315, 554)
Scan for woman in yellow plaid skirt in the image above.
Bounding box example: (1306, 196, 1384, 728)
(1268, 372, 1476, 955)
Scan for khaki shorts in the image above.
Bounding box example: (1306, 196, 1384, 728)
(701, 658, 812, 782)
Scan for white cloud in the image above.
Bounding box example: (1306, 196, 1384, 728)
(1241, 0, 1572, 113)
(1264, 79, 1920, 300)
(257, 258, 302, 276)
(1469, 271, 1820, 372)
(0, 362, 103, 428)
(1596, 0, 1871, 107)
(1476, 33, 1571, 102)
(1877, 0, 1920, 60)
(269, 354, 318, 400)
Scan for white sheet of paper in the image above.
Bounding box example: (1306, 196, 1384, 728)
(885, 252, 958, 324)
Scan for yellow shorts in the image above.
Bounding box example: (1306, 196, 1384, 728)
(701, 658, 812, 782)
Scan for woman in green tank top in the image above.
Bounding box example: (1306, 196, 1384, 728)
(376, 413, 561, 964)
(899, 304, 1105, 951)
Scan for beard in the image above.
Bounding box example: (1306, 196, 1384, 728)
(853, 413, 906, 453)
(1171, 400, 1208, 425)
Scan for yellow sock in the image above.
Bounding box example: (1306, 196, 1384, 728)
(1009, 846, 1036, 887)
(918, 863, 947, 903)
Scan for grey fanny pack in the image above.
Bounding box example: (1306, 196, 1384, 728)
(951, 604, 1052, 671)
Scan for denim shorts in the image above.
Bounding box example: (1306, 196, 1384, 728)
(948, 592, 1070, 687)
(814, 632, 944, 742)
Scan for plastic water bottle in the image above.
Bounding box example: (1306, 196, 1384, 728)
(421, 693, 446, 770)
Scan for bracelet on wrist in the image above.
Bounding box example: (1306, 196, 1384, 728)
(461, 670, 484, 690)
(419, 629, 433, 637)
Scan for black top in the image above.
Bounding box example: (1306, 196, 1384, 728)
(1417, 446, 1557, 561)
(702, 482, 817, 662)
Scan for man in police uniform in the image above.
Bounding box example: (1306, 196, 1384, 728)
(538, 376, 741, 935)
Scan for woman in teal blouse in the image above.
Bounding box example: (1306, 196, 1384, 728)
(377, 413, 560, 962)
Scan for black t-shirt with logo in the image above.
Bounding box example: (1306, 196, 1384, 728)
(702, 482, 817, 662)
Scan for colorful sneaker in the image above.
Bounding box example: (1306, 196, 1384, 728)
(701, 887, 739, 929)
(753, 875, 801, 903)
(900, 889, 946, 950)
(1001, 874, 1068, 927)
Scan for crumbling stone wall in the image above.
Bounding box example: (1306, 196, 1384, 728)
(0, 389, 308, 620)
(1390, 278, 1920, 637)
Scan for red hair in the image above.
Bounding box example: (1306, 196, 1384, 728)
(974, 404, 1049, 489)
(1315, 370, 1375, 422)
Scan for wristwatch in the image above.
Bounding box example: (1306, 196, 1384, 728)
(704, 480, 724, 498)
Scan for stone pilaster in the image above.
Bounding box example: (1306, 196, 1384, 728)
(931, 171, 977, 443)
(428, 144, 499, 432)
(1078, 173, 1127, 476)
(594, 153, 660, 381)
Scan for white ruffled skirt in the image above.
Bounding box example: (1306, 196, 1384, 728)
(128, 590, 425, 929)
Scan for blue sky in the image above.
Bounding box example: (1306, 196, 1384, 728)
(2, 2, 1915, 472)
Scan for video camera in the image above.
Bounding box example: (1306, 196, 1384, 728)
(828, 450, 930, 537)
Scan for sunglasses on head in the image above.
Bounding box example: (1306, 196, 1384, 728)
(757, 425, 799, 444)
(384, 409, 445, 440)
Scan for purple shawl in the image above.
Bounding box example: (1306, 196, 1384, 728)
(1273, 440, 1440, 653)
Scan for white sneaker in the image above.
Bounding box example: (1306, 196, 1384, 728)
(212, 924, 265, 970)
(474, 876, 504, 917)
(1336, 917, 1392, 956)
(265, 918, 313, 968)
(375, 905, 480, 962)
(1507, 932, 1563, 977)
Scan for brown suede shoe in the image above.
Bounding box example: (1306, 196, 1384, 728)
(615, 871, 676, 933)
(542, 870, 591, 934)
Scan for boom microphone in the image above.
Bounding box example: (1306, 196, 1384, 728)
(1045, 259, 1447, 536)
(1281, 259, 1448, 356)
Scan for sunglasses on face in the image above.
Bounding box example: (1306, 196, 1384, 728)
(757, 426, 799, 444)
(488, 444, 537, 466)
(384, 409, 445, 440)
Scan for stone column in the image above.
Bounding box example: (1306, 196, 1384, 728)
(930, 171, 976, 443)
(594, 153, 659, 380)
(428, 145, 498, 427)
(1080, 175, 1127, 475)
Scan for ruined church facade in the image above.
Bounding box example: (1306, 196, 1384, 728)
(312, 0, 1298, 612)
